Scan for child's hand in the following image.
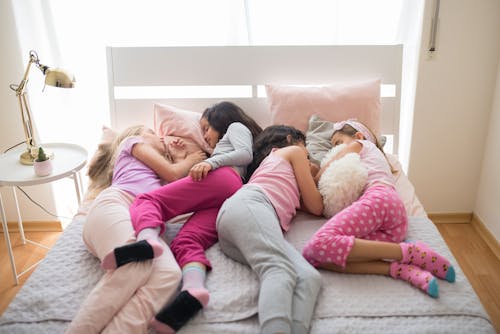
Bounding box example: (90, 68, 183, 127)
(170, 137, 185, 148)
(309, 162, 320, 177)
(189, 161, 212, 181)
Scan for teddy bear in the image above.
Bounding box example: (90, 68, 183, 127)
(318, 144, 368, 218)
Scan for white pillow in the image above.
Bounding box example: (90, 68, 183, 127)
(318, 144, 368, 218)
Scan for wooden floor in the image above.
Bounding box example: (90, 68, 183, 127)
(435, 223, 500, 332)
(0, 224, 499, 332)
(0, 231, 62, 315)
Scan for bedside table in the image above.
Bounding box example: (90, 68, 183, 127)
(0, 143, 88, 285)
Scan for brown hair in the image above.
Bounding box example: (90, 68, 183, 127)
(246, 125, 306, 181)
(333, 123, 397, 174)
(201, 101, 263, 140)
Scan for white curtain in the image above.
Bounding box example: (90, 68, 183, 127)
(7, 0, 421, 221)
(11, 0, 409, 152)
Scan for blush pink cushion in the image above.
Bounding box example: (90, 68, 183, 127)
(266, 79, 382, 137)
(154, 103, 213, 153)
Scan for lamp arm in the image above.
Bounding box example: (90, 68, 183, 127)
(12, 51, 39, 96)
(9, 51, 41, 156)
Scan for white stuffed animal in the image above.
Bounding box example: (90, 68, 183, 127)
(318, 144, 368, 218)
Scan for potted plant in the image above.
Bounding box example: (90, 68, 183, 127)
(33, 147, 53, 176)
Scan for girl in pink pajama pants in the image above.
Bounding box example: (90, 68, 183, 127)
(105, 102, 263, 334)
(303, 119, 455, 298)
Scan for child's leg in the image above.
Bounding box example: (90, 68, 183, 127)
(150, 263, 209, 334)
(361, 187, 408, 243)
(69, 188, 154, 333)
(105, 167, 242, 270)
(302, 186, 407, 268)
(101, 242, 182, 334)
(321, 260, 439, 298)
(218, 187, 296, 334)
(283, 241, 321, 334)
(170, 208, 219, 270)
(130, 167, 242, 235)
(346, 238, 403, 262)
(150, 208, 218, 333)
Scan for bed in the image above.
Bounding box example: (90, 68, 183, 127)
(0, 45, 495, 334)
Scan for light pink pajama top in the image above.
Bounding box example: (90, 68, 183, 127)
(248, 150, 300, 231)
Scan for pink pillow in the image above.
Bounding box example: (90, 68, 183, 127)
(154, 103, 212, 153)
(265, 79, 381, 137)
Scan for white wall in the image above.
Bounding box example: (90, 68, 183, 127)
(475, 58, 500, 240)
(0, 0, 61, 223)
(409, 0, 500, 224)
(2, 0, 500, 241)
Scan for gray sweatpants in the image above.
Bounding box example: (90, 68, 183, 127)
(216, 185, 321, 334)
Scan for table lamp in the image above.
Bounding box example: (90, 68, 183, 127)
(9, 50, 75, 165)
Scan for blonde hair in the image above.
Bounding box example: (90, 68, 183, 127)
(86, 125, 145, 200)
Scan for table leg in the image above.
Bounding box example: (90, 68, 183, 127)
(72, 171, 83, 205)
(12, 187, 26, 244)
(0, 190, 19, 285)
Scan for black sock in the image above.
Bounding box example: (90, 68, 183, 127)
(155, 290, 203, 331)
(114, 240, 155, 268)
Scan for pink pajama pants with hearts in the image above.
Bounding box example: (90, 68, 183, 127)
(303, 185, 408, 268)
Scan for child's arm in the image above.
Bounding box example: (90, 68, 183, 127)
(205, 122, 253, 168)
(133, 143, 206, 182)
(314, 141, 362, 184)
(278, 146, 324, 216)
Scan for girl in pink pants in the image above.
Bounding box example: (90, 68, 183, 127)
(66, 126, 206, 334)
(303, 119, 455, 298)
(103, 102, 262, 334)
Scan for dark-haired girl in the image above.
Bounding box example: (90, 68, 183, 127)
(216, 125, 324, 334)
(102, 101, 262, 334)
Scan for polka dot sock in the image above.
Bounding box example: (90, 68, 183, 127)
(390, 262, 439, 298)
(400, 241, 455, 282)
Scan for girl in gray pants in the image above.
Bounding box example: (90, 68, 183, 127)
(216, 125, 324, 334)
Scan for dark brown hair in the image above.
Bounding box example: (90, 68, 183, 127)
(246, 125, 306, 181)
(201, 101, 262, 140)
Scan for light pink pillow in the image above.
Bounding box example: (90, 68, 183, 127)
(154, 103, 212, 153)
(265, 79, 381, 137)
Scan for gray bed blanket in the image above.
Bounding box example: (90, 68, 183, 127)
(0, 213, 495, 334)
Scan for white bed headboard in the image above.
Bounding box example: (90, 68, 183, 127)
(106, 45, 402, 152)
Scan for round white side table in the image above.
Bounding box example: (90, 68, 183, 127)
(0, 143, 87, 285)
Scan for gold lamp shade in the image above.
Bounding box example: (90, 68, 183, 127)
(44, 68, 75, 89)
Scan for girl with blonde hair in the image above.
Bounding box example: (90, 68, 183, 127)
(67, 125, 206, 334)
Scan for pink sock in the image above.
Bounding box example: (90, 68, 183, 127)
(400, 241, 455, 282)
(390, 262, 439, 298)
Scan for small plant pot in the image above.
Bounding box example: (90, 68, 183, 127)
(34, 159, 53, 177)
